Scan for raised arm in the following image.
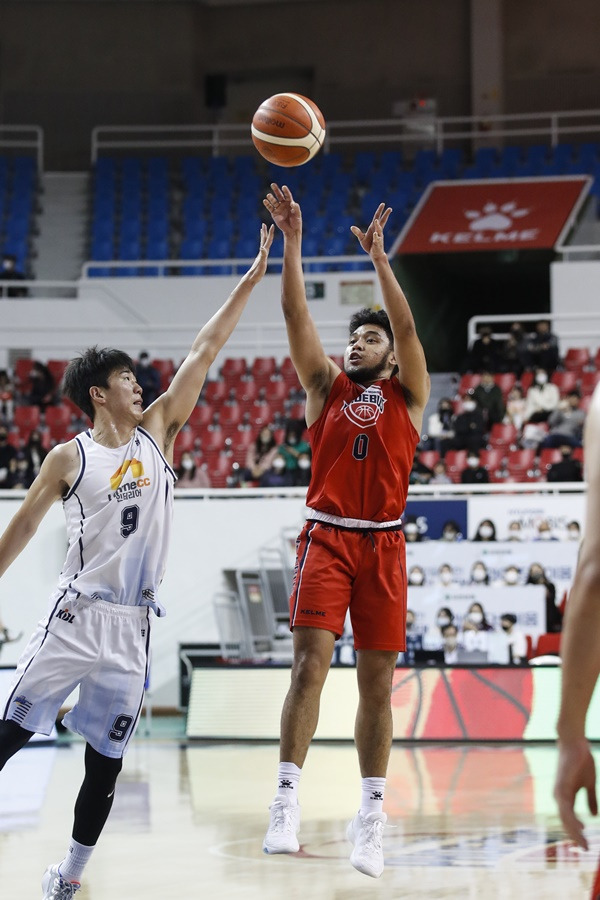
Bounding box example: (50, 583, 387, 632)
(0, 442, 78, 582)
(264, 184, 340, 427)
(142, 224, 274, 456)
(351, 206, 430, 429)
(554, 385, 600, 848)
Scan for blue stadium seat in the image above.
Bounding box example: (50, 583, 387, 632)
(474, 146, 498, 175)
(577, 142, 600, 170)
(91, 238, 114, 261)
(180, 238, 204, 259)
(552, 143, 576, 171)
(353, 151, 377, 184)
(439, 147, 463, 177)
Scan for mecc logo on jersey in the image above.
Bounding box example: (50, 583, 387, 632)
(110, 458, 151, 502)
(342, 385, 387, 428)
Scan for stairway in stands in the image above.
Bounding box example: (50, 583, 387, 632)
(34, 172, 89, 282)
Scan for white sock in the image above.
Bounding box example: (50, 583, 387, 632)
(275, 761, 301, 806)
(360, 777, 386, 816)
(59, 838, 95, 883)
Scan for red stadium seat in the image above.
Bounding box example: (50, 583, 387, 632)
(580, 371, 600, 395)
(494, 373, 516, 396)
(520, 371, 534, 393)
(47, 359, 69, 386)
(44, 404, 72, 430)
(488, 423, 518, 449)
(151, 358, 175, 393)
(13, 405, 41, 432)
(279, 357, 302, 390)
(13, 358, 34, 390)
(551, 370, 579, 394)
(563, 347, 591, 371)
(201, 380, 228, 405)
(505, 448, 536, 477)
(444, 450, 468, 482)
(174, 428, 196, 456)
(458, 373, 481, 395)
(219, 404, 243, 427)
(479, 448, 505, 472)
(248, 403, 274, 427)
(220, 357, 247, 380)
(208, 453, 234, 488)
(418, 450, 440, 469)
(187, 405, 214, 430)
(533, 633, 561, 657)
(250, 356, 277, 384)
(538, 447, 562, 472)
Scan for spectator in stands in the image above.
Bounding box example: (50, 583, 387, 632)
(135, 351, 161, 407)
(540, 391, 586, 448)
(27, 361, 55, 410)
(423, 606, 456, 652)
(472, 371, 506, 426)
(438, 563, 458, 587)
(0, 427, 17, 489)
(497, 322, 527, 376)
(506, 520, 524, 541)
(461, 452, 490, 486)
(469, 561, 490, 585)
(259, 452, 294, 488)
(441, 622, 462, 664)
(9, 452, 32, 489)
(174, 451, 211, 488)
(501, 565, 521, 586)
(535, 519, 558, 541)
(403, 608, 423, 666)
(447, 394, 486, 455)
(473, 518, 497, 541)
(22, 429, 47, 484)
(430, 459, 451, 484)
(546, 444, 583, 483)
(500, 614, 528, 665)
(0, 253, 27, 298)
(522, 320, 560, 373)
(277, 420, 310, 476)
(293, 451, 312, 487)
(566, 520, 581, 542)
(462, 325, 500, 374)
(0, 369, 14, 424)
(425, 397, 455, 454)
(243, 425, 278, 485)
(524, 368, 560, 423)
(409, 452, 433, 485)
(408, 565, 426, 586)
(464, 600, 494, 632)
(440, 519, 463, 541)
(526, 562, 562, 632)
(403, 515, 423, 542)
(504, 384, 527, 432)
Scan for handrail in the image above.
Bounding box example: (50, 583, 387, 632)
(0, 126, 44, 172)
(467, 311, 600, 348)
(555, 243, 600, 260)
(80, 254, 368, 278)
(90, 109, 600, 162)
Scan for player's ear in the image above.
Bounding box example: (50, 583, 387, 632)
(89, 385, 105, 405)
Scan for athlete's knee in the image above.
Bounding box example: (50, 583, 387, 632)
(84, 744, 123, 792)
(291, 649, 331, 693)
(0, 719, 34, 768)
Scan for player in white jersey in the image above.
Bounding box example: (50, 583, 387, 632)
(0, 223, 274, 899)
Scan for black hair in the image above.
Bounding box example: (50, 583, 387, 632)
(348, 307, 394, 345)
(62, 346, 136, 421)
(501, 613, 517, 625)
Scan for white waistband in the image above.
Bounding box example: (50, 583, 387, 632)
(305, 507, 403, 530)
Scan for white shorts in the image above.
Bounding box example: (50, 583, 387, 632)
(1, 596, 151, 759)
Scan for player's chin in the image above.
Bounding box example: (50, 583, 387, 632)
(345, 366, 366, 384)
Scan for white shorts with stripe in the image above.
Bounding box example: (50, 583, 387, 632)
(1, 596, 151, 759)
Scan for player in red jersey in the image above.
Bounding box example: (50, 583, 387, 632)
(554, 383, 600, 899)
(261, 184, 430, 878)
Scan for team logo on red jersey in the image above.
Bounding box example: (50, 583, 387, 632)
(342, 385, 387, 428)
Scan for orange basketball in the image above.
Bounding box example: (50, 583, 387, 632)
(251, 93, 326, 167)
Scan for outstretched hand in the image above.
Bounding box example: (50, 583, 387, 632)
(554, 737, 598, 850)
(263, 184, 302, 238)
(351, 202, 392, 259)
(246, 223, 275, 284)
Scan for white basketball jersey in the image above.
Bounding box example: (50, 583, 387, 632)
(53, 426, 175, 616)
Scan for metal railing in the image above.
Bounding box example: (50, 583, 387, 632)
(79, 254, 370, 278)
(90, 109, 600, 162)
(0, 126, 44, 172)
(467, 311, 600, 349)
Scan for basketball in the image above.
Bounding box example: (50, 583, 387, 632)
(251, 93, 326, 167)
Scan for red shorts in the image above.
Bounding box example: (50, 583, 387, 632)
(591, 857, 600, 900)
(289, 520, 407, 651)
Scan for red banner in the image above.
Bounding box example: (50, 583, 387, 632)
(394, 176, 590, 254)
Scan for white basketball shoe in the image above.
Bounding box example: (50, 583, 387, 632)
(41, 864, 81, 898)
(262, 798, 301, 853)
(346, 810, 386, 878)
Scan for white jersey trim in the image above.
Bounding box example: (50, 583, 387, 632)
(305, 507, 403, 530)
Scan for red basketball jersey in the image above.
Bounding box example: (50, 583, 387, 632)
(305, 371, 419, 524)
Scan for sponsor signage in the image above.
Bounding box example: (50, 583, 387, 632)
(393, 176, 590, 254)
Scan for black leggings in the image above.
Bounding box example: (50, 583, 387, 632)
(0, 719, 123, 846)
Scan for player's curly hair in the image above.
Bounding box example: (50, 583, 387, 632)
(348, 308, 394, 346)
(62, 346, 136, 421)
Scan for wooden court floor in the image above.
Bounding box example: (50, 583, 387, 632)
(0, 738, 597, 898)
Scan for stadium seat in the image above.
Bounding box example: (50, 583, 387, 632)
(505, 449, 537, 479)
(13, 405, 41, 432)
(250, 357, 277, 385)
(44, 404, 72, 432)
(151, 358, 175, 393)
(479, 448, 505, 472)
(494, 373, 516, 396)
(551, 370, 579, 394)
(221, 358, 247, 381)
(563, 347, 591, 371)
(418, 450, 440, 469)
(187, 405, 214, 431)
(202, 380, 228, 405)
(444, 450, 468, 482)
(219, 404, 243, 428)
(580, 370, 600, 395)
(533, 633, 561, 657)
(458, 373, 481, 395)
(488, 423, 518, 449)
(538, 448, 562, 473)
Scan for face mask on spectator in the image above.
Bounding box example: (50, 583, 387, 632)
(505, 570, 519, 584)
(404, 523, 418, 536)
(463, 400, 476, 412)
(409, 571, 424, 585)
(297, 457, 311, 470)
(469, 611, 484, 624)
(538, 529, 552, 540)
(535, 373, 548, 385)
(440, 571, 453, 585)
(478, 524, 493, 537)
(437, 615, 451, 627)
(472, 569, 486, 583)
(181, 458, 194, 470)
(467, 456, 479, 468)
(272, 458, 286, 471)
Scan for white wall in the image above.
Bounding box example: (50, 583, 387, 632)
(551, 260, 600, 351)
(0, 270, 381, 370)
